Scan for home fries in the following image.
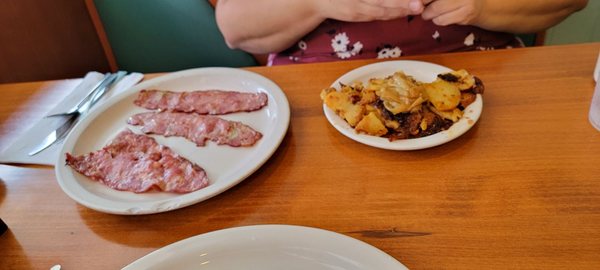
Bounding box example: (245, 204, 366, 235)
(321, 69, 484, 140)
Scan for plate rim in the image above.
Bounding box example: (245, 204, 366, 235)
(55, 67, 290, 215)
(123, 224, 408, 270)
(323, 60, 483, 150)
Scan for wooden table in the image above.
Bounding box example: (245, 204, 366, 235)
(1, 43, 600, 269)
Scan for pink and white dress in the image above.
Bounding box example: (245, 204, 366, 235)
(268, 16, 523, 65)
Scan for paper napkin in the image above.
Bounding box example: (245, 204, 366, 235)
(0, 71, 143, 166)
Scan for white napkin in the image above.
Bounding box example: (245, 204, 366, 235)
(0, 71, 143, 166)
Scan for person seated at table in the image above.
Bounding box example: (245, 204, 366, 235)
(215, 0, 588, 65)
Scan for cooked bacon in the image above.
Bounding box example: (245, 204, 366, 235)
(127, 111, 262, 147)
(65, 129, 209, 193)
(133, 89, 268, 115)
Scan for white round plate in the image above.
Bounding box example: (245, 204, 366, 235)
(55, 68, 290, 215)
(123, 225, 408, 270)
(323, 60, 482, 150)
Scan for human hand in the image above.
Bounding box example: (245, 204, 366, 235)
(421, 0, 483, 26)
(318, 0, 425, 22)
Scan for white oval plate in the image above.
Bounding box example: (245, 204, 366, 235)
(323, 60, 483, 150)
(123, 225, 408, 270)
(56, 68, 290, 215)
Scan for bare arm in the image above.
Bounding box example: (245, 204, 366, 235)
(421, 0, 588, 34)
(215, 0, 323, 54)
(215, 0, 424, 54)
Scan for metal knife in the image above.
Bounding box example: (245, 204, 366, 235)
(28, 116, 78, 156)
(28, 72, 123, 156)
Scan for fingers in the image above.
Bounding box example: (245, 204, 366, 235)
(361, 0, 417, 9)
(408, 0, 424, 14)
(353, 4, 407, 21)
(321, 0, 425, 22)
(360, 0, 424, 14)
(428, 8, 464, 26)
(422, 0, 480, 26)
(421, 0, 461, 21)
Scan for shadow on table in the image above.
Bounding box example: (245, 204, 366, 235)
(77, 128, 296, 248)
(0, 230, 33, 269)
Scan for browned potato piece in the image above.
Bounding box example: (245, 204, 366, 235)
(438, 69, 476, 91)
(430, 106, 463, 122)
(460, 92, 477, 108)
(359, 89, 378, 105)
(454, 69, 475, 91)
(423, 80, 461, 111)
(321, 89, 365, 127)
(355, 112, 388, 136)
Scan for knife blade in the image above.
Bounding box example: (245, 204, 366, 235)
(27, 72, 123, 156)
(28, 116, 77, 156)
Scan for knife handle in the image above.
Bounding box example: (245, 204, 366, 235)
(87, 71, 127, 110)
(45, 73, 115, 118)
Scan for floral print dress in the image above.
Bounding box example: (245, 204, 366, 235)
(268, 16, 523, 65)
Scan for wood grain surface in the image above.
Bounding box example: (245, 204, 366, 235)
(1, 43, 600, 270)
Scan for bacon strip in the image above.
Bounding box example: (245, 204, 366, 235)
(133, 89, 268, 115)
(66, 129, 209, 193)
(127, 112, 262, 147)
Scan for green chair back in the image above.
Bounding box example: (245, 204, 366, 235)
(93, 0, 257, 73)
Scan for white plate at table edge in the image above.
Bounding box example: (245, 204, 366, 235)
(323, 60, 483, 150)
(55, 67, 290, 215)
(123, 225, 408, 270)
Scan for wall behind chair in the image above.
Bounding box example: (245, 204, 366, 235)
(545, 1, 600, 45)
(0, 0, 110, 83)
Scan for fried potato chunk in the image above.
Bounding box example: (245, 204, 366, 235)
(438, 69, 476, 91)
(430, 106, 464, 122)
(321, 87, 365, 127)
(355, 111, 388, 136)
(460, 92, 477, 108)
(423, 80, 461, 111)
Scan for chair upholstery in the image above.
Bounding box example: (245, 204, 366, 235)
(87, 0, 257, 73)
